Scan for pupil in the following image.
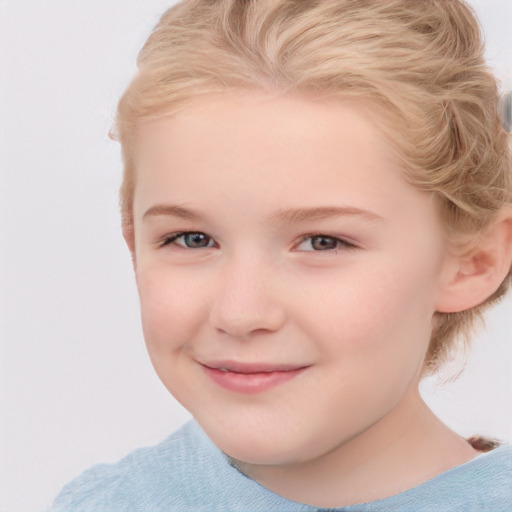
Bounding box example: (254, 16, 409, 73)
(312, 236, 336, 250)
(186, 233, 208, 247)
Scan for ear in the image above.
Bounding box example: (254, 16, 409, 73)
(435, 206, 512, 313)
(122, 222, 137, 269)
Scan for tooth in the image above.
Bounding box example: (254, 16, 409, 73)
(219, 368, 229, 372)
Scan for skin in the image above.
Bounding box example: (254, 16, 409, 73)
(129, 92, 480, 507)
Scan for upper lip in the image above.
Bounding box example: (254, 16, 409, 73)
(200, 361, 310, 374)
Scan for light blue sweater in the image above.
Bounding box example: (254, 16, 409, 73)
(49, 420, 512, 511)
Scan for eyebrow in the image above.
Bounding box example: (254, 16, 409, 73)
(143, 204, 205, 221)
(270, 206, 383, 225)
(143, 204, 383, 224)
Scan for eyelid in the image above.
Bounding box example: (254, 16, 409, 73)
(156, 231, 359, 252)
(293, 234, 359, 252)
(158, 231, 217, 249)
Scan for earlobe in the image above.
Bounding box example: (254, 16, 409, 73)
(435, 207, 512, 313)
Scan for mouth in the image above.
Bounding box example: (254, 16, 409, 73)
(200, 361, 310, 394)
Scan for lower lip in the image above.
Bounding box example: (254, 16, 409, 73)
(202, 366, 307, 394)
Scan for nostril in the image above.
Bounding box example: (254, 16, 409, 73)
(208, 302, 286, 339)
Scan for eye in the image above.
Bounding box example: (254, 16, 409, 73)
(295, 234, 357, 252)
(160, 231, 215, 249)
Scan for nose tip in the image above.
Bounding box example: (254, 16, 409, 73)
(207, 266, 286, 338)
(209, 296, 286, 338)
(210, 310, 285, 339)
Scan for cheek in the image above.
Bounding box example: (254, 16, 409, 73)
(298, 260, 436, 356)
(299, 268, 436, 425)
(135, 265, 207, 354)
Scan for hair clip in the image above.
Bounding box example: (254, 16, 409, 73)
(498, 90, 512, 133)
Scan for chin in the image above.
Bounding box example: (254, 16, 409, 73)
(199, 416, 324, 466)
(222, 442, 299, 466)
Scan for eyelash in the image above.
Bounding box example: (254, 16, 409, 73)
(158, 231, 358, 252)
(159, 232, 216, 249)
(296, 233, 358, 252)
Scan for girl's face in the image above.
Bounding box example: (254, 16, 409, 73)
(131, 92, 453, 465)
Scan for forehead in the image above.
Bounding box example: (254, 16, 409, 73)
(131, 92, 433, 228)
(134, 92, 396, 162)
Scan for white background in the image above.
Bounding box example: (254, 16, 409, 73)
(0, 1, 510, 511)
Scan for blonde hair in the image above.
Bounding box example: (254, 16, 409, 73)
(115, 0, 512, 373)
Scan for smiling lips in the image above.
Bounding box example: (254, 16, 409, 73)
(201, 361, 309, 394)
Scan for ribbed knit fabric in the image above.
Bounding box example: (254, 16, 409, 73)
(49, 420, 512, 512)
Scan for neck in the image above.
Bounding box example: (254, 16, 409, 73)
(235, 388, 479, 508)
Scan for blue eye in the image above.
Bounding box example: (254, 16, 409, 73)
(296, 235, 356, 252)
(161, 232, 215, 249)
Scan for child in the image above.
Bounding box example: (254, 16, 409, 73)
(50, 0, 512, 510)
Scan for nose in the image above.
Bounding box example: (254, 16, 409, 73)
(208, 255, 286, 339)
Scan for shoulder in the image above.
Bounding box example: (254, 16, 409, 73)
(437, 444, 512, 511)
(350, 444, 512, 512)
(47, 420, 311, 512)
(454, 443, 512, 488)
(443, 444, 512, 510)
(416, 444, 512, 511)
(48, 421, 222, 511)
